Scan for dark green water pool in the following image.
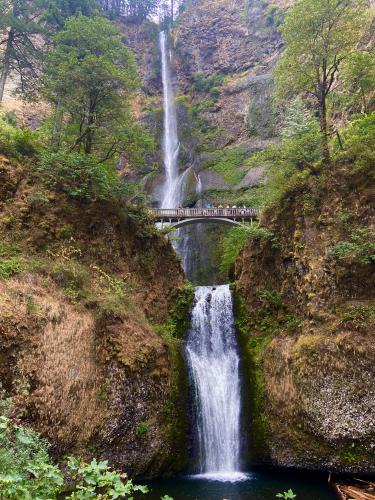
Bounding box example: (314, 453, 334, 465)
(147, 469, 336, 500)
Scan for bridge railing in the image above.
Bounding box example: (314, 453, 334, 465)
(149, 208, 259, 218)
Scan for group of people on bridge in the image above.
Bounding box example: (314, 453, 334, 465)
(175, 203, 254, 217)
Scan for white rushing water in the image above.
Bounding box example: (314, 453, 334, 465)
(159, 31, 180, 209)
(159, 32, 246, 483)
(186, 285, 247, 482)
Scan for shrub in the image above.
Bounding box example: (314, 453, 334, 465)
(0, 258, 23, 279)
(192, 73, 224, 94)
(340, 305, 375, 328)
(0, 416, 150, 499)
(330, 228, 375, 265)
(336, 112, 375, 176)
(220, 224, 278, 273)
(37, 151, 132, 203)
(65, 456, 148, 499)
(276, 490, 296, 499)
(264, 4, 285, 28)
(0, 416, 63, 499)
(135, 422, 149, 436)
(257, 289, 284, 309)
(0, 115, 41, 160)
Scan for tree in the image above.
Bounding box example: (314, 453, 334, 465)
(99, 0, 160, 21)
(42, 0, 99, 30)
(341, 51, 375, 114)
(274, 0, 372, 163)
(0, 0, 44, 102)
(43, 16, 140, 159)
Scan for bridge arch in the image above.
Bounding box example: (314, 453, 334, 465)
(167, 217, 246, 229)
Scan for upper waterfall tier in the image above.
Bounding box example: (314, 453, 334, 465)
(159, 31, 180, 209)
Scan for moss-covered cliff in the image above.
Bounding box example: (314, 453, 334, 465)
(235, 161, 375, 473)
(0, 155, 193, 478)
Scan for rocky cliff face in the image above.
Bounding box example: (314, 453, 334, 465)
(125, 0, 288, 208)
(0, 156, 192, 478)
(123, 0, 291, 283)
(235, 165, 375, 473)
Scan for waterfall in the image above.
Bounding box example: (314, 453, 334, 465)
(185, 285, 247, 482)
(159, 32, 246, 483)
(159, 31, 180, 209)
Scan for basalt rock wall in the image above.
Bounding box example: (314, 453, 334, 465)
(235, 165, 375, 473)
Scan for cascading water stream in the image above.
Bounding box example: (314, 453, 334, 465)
(186, 286, 247, 482)
(159, 31, 180, 209)
(159, 31, 245, 482)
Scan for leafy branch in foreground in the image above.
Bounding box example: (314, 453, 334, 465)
(0, 415, 149, 499)
(276, 489, 297, 499)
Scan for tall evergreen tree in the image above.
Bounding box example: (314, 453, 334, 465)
(99, 0, 160, 21)
(43, 0, 99, 30)
(0, 0, 44, 101)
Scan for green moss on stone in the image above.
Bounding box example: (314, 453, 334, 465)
(234, 291, 271, 463)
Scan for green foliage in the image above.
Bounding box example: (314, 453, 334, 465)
(275, 0, 371, 101)
(43, 16, 149, 162)
(0, 0, 45, 101)
(201, 146, 249, 186)
(340, 51, 375, 114)
(264, 3, 285, 28)
(257, 289, 284, 309)
(135, 422, 149, 436)
(0, 415, 64, 499)
(220, 224, 278, 273)
(65, 456, 148, 499)
(0, 257, 23, 279)
(37, 151, 134, 202)
(276, 489, 297, 499)
(330, 228, 375, 265)
(101, 0, 160, 21)
(155, 282, 194, 341)
(43, 0, 99, 29)
(0, 114, 41, 160)
(234, 295, 271, 458)
(0, 415, 151, 499)
(48, 259, 90, 301)
(340, 305, 375, 328)
(335, 113, 375, 177)
(247, 126, 321, 208)
(274, 0, 371, 158)
(280, 97, 320, 142)
(192, 73, 224, 95)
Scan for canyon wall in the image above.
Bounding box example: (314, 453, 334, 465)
(0, 156, 192, 478)
(235, 164, 375, 473)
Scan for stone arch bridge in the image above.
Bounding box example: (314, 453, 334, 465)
(149, 208, 259, 229)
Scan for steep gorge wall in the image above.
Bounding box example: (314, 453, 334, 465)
(125, 0, 289, 207)
(235, 167, 375, 472)
(0, 156, 192, 478)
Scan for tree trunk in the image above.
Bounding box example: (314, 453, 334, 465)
(319, 93, 330, 164)
(360, 85, 368, 114)
(84, 114, 95, 154)
(51, 100, 63, 150)
(0, 28, 15, 103)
